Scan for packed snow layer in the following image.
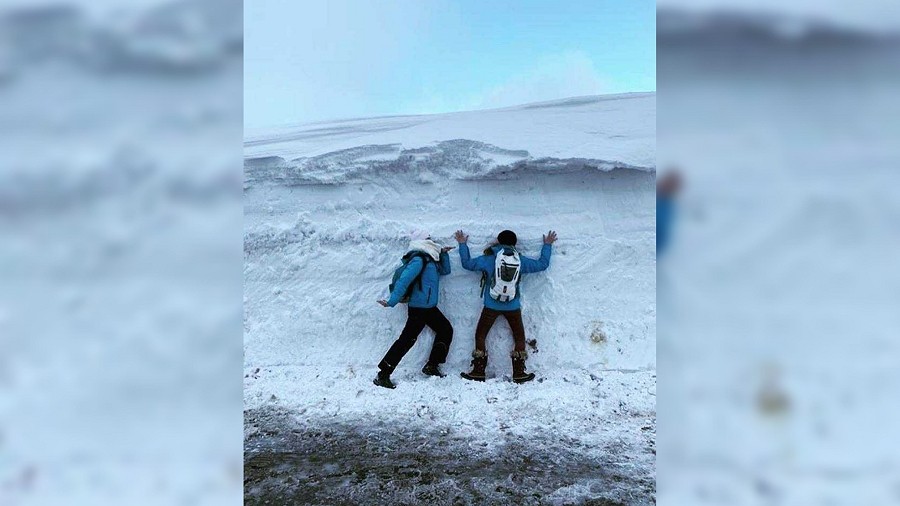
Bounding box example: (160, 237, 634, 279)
(244, 170, 655, 372)
(244, 94, 656, 503)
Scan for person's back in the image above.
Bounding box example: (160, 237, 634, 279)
(387, 243, 447, 309)
(374, 237, 455, 389)
(462, 242, 551, 312)
(454, 229, 557, 383)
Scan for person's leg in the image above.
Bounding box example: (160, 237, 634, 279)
(502, 310, 527, 352)
(424, 307, 453, 366)
(378, 308, 428, 375)
(462, 307, 498, 381)
(503, 310, 535, 383)
(473, 307, 500, 353)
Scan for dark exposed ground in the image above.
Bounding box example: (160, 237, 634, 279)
(245, 407, 655, 506)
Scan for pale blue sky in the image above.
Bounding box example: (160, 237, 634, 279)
(245, 0, 656, 129)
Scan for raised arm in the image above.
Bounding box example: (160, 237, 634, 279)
(520, 244, 552, 273)
(520, 230, 557, 273)
(458, 243, 479, 271)
(386, 257, 424, 307)
(456, 230, 490, 272)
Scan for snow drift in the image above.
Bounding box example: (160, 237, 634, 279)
(244, 94, 656, 504)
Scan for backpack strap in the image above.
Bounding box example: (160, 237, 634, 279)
(479, 247, 495, 297)
(403, 252, 432, 293)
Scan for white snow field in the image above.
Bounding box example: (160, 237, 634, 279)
(244, 94, 657, 504)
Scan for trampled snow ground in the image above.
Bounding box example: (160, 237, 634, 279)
(244, 94, 657, 504)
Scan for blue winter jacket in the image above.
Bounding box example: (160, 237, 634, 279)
(459, 242, 552, 311)
(387, 251, 451, 308)
(657, 196, 675, 255)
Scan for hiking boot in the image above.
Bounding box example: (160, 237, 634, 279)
(422, 363, 446, 378)
(511, 350, 535, 384)
(373, 371, 396, 389)
(460, 350, 487, 382)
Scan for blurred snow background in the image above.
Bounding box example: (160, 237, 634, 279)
(0, 0, 243, 504)
(657, 2, 900, 505)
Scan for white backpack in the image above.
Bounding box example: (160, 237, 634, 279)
(489, 247, 521, 302)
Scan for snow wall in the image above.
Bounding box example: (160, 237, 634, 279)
(244, 94, 656, 382)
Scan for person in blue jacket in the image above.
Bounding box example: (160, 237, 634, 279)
(454, 228, 557, 383)
(374, 237, 455, 389)
(656, 169, 682, 256)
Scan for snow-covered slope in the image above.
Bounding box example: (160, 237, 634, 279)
(244, 94, 656, 504)
(244, 92, 655, 177)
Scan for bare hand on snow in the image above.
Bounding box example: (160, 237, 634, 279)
(543, 230, 558, 244)
(377, 300, 389, 307)
(454, 230, 468, 243)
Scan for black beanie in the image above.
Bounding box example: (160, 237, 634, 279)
(497, 230, 517, 246)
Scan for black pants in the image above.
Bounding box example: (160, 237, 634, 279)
(378, 306, 453, 374)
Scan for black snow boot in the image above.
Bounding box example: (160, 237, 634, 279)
(511, 350, 535, 384)
(422, 363, 446, 378)
(460, 350, 487, 382)
(373, 371, 396, 389)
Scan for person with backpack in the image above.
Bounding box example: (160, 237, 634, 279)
(374, 236, 455, 389)
(454, 228, 557, 383)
